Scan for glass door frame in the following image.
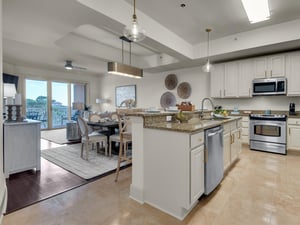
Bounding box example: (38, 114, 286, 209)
(24, 78, 88, 130)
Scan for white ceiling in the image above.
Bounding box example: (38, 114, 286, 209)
(3, 0, 300, 76)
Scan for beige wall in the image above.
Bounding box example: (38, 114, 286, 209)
(98, 66, 211, 112)
(99, 66, 300, 113)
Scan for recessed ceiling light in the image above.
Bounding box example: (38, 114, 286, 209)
(241, 0, 270, 24)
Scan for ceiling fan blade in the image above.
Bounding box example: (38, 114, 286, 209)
(73, 65, 87, 70)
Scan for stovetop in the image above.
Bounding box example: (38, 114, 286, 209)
(250, 114, 287, 121)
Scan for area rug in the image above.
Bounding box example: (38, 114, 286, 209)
(41, 128, 80, 144)
(41, 144, 128, 180)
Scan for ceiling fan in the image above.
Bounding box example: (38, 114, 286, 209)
(64, 60, 87, 70)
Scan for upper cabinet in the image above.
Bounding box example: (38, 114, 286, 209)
(211, 59, 253, 98)
(238, 59, 254, 97)
(224, 62, 239, 98)
(254, 54, 285, 78)
(210, 63, 224, 98)
(210, 52, 287, 99)
(286, 51, 300, 96)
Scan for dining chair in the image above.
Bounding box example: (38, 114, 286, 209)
(114, 114, 132, 182)
(77, 116, 108, 160)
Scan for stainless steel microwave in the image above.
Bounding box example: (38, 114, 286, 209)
(252, 78, 287, 96)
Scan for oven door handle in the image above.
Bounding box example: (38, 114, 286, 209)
(251, 121, 285, 127)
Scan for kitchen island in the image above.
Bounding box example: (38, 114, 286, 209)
(126, 112, 241, 220)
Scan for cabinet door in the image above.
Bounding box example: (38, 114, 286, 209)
(231, 129, 241, 161)
(224, 62, 239, 97)
(254, 57, 267, 78)
(268, 54, 285, 78)
(238, 59, 254, 97)
(190, 145, 204, 204)
(223, 133, 231, 170)
(286, 51, 300, 96)
(288, 125, 300, 150)
(210, 64, 224, 98)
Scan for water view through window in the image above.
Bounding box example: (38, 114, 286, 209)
(25, 79, 86, 129)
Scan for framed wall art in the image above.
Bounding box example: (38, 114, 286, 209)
(115, 85, 136, 107)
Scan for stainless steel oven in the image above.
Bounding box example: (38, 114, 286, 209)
(249, 114, 287, 154)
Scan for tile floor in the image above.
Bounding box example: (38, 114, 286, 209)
(3, 145, 300, 225)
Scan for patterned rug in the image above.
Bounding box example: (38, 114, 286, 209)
(41, 144, 127, 180)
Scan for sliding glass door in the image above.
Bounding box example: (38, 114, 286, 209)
(51, 82, 69, 129)
(25, 79, 87, 129)
(25, 79, 48, 129)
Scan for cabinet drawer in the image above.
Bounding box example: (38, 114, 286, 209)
(242, 127, 249, 135)
(190, 132, 204, 149)
(242, 121, 249, 128)
(288, 118, 300, 125)
(241, 136, 249, 144)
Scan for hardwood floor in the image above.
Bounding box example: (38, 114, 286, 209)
(5, 139, 88, 214)
(3, 145, 300, 225)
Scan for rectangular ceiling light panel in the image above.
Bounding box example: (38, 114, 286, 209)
(241, 0, 270, 24)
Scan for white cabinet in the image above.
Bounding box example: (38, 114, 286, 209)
(254, 54, 285, 78)
(231, 128, 241, 162)
(241, 116, 249, 145)
(238, 59, 254, 97)
(223, 132, 231, 171)
(223, 119, 242, 171)
(211, 59, 253, 98)
(4, 120, 41, 178)
(224, 62, 239, 97)
(286, 51, 300, 96)
(287, 118, 300, 151)
(210, 63, 224, 98)
(190, 145, 204, 204)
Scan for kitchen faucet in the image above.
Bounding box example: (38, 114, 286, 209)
(200, 98, 215, 119)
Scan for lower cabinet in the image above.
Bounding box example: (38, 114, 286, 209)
(231, 128, 241, 162)
(223, 119, 242, 171)
(288, 118, 300, 150)
(223, 132, 231, 170)
(241, 116, 249, 145)
(190, 145, 204, 204)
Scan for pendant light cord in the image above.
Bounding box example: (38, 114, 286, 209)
(122, 40, 124, 64)
(133, 0, 137, 20)
(206, 28, 212, 60)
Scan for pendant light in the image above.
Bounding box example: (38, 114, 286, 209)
(123, 0, 146, 42)
(108, 36, 143, 79)
(202, 28, 213, 73)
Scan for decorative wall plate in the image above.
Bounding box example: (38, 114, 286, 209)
(160, 92, 176, 108)
(177, 82, 191, 99)
(165, 74, 178, 90)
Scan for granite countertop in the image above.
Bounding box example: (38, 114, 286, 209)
(144, 116, 241, 133)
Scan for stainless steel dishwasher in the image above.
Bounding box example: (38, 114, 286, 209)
(204, 125, 224, 195)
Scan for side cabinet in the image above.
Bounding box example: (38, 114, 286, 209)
(4, 121, 41, 178)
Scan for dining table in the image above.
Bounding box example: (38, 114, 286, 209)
(87, 120, 119, 136)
